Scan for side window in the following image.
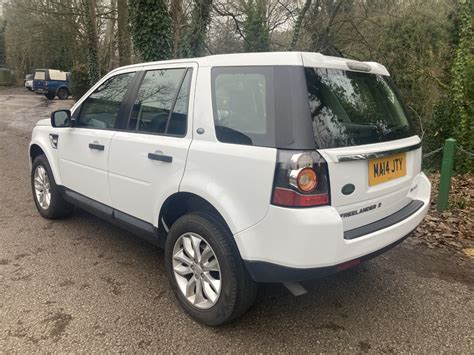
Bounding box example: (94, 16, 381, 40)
(77, 72, 134, 129)
(167, 69, 192, 136)
(128, 68, 191, 136)
(212, 67, 273, 146)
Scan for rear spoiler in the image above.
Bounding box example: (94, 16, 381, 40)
(337, 142, 422, 162)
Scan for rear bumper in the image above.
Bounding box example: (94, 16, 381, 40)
(244, 233, 411, 282)
(235, 173, 431, 282)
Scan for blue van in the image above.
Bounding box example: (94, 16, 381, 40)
(33, 69, 71, 100)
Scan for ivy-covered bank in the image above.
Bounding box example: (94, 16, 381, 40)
(426, 0, 473, 173)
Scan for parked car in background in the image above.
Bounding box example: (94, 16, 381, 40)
(29, 52, 431, 325)
(33, 69, 71, 100)
(24, 74, 34, 91)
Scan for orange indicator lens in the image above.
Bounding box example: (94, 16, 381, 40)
(297, 168, 317, 192)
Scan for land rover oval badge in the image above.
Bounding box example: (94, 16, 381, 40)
(342, 183, 355, 195)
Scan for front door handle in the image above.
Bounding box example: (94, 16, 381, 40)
(148, 152, 173, 163)
(89, 142, 105, 151)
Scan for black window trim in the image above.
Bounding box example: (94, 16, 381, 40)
(117, 67, 193, 138)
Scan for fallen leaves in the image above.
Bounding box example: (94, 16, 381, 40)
(411, 173, 473, 258)
(463, 248, 474, 257)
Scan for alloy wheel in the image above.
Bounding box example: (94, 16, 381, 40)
(172, 233, 222, 309)
(34, 165, 51, 209)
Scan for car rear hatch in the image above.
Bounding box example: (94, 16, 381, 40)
(33, 70, 47, 91)
(302, 62, 422, 233)
(207, 61, 422, 234)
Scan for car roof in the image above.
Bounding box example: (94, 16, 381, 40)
(111, 52, 390, 76)
(35, 69, 66, 72)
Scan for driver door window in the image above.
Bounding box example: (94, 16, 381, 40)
(77, 72, 135, 129)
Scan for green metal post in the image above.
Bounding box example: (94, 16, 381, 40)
(437, 138, 456, 212)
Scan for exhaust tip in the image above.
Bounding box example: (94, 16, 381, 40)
(283, 281, 307, 296)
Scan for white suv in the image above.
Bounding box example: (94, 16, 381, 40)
(29, 52, 431, 325)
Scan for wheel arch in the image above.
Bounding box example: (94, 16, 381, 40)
(30, 143, 45, 162)
(29, 140, 62, 185)
(57, 85, 70, 94)
(159, 192, 231, 235)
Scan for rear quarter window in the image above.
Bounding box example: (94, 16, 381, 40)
(210, 66, 316, 150)
(211, 67, 276, 147)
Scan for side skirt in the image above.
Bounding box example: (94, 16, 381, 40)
(60, 187, 166, 248)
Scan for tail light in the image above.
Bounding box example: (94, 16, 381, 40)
(271, 150, 330, 207)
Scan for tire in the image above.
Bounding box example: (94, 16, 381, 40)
(31, 154, 73, 219)
(44, 93, 55, 100)
(165, 212, 258, 326)
(57, 88, 69, 100)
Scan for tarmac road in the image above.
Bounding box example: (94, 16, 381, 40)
(0, 87, 473, 353)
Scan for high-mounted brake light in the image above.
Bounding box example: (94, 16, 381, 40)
(271, 150, 330, 208)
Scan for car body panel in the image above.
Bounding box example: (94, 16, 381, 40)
(107, 62, 197, 226)
(318, 135, 422, 231)
(234, 172, 430, 269)
(180, 140, 277, 234)
(58, 128, 116, 205)
(29, 126, 62, 185)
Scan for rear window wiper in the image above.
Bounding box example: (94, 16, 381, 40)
(382, 124, 408, 136)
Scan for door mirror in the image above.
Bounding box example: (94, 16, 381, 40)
(51, 110, 71, 127)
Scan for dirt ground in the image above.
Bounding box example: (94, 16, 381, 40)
(0, 87, 473, 353)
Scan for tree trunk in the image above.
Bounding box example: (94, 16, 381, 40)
(179, 0, 213, 58)
(104, 0, 117, 70)
(288, 0, 312, 51)
(117, 0, 132, 66)
(82, 0, 100, 84)
(170, 0, 183, 58)
(129, 0, 171, 61)
(0, 18, 6, 67)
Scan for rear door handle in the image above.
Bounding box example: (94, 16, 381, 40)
(89, 143, 105, 151)
(148, 152, 173, 163)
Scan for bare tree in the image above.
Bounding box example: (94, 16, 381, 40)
(211, 0, 297, 52)
(170, 0, 184, 57)
(117, 0, 131, 65)
(82, 0, 100, 83)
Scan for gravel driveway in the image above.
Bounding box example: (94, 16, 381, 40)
(0, 87, 473, 353)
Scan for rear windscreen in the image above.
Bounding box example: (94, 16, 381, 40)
(305, 68, 415, 149)
(34, 71, 46, 80)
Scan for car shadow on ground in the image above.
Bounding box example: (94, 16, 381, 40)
(59, 208, 416, 328)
